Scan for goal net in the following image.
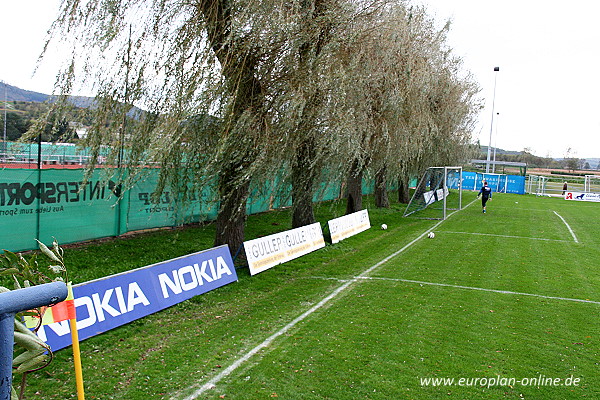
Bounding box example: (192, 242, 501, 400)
(403, 166, 463, 220)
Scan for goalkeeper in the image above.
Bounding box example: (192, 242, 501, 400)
(477, 181, 492, 213)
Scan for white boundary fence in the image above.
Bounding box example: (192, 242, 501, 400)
(526, 174, 600, 196)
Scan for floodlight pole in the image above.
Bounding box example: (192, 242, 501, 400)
(492, 112, 499, 173)
(2, 81, 7, 161)
(486, 67, 500, 173)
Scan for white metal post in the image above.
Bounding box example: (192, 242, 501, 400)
(459, 167, 463, 210)
(443, 167, 448, 220)
(486, 67, 500, 173)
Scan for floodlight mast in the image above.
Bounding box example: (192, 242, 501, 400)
(486, 67, 500, 173)
(492, 112, 499, 173)
(2, 81, 6, 161)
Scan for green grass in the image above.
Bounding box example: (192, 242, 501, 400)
(20, 192, 600, 399)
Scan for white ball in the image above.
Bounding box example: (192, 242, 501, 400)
(428, 232, 435, 239)
(381, 224, 388, 230)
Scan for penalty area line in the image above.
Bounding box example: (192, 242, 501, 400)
(176, 200, 477, 399)
(553, 211, 579, 243)
(357, 276, 600, 306)
(438, 231, 571, 243)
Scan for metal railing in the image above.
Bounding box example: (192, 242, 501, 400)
(526, 174, 600, 196)
(0, 282, 67, 400)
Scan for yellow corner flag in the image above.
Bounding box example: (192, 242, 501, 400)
(24, 283, 85, 400)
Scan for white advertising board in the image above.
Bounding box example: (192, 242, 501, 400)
(564, 192, 600, 202)
(328, 209, 371, 244)
(424, 187, 449, 205)
(244, 222, 325, 275)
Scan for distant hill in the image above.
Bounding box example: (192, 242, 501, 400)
(479, 146, 521, 156)
(1, 82, 50, 102)
(1, 81, 99, 107)
(1, 81, 140, 117)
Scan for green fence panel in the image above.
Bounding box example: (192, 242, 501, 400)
(246, 181, 272, 215)
(247, 175, 293, 214)
(272, 183, 292, 210)
(315, 180, 341, 202)
(362, 175, 375, 195)
(0, 169, 41, 251)
(37, 169, 122, 246)
(127, 172, 179, 231)
(1, 166, 388, 253)
(198, 185, 219, 222)
(126, 172, 221, 231)
(0, 168, 121, 251)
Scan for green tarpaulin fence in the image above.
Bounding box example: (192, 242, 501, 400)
(0, 167, 380, 252)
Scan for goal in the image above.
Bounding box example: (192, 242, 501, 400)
(403, 166, 463, 220)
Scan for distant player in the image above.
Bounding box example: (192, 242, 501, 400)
(477, 181, 492, 213)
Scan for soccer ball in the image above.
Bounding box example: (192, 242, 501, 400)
(381, 224, 388, 230)
(427, 232, 435, 239)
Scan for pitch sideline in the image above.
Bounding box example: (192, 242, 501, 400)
(357, 276, 600, 306)
(437, 230, 571, 243)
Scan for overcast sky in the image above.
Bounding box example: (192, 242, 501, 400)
(2, 0, 599, 159)
(418, 0, 600, 159)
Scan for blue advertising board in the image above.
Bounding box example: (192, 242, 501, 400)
(450, 172, 525, 195)
(35, 245, 238, 351)
(503, 175, 526, 194)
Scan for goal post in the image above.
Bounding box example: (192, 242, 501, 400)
(403, 166, 463, 220)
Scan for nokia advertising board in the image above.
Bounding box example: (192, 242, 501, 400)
(36, 245, 238, 351)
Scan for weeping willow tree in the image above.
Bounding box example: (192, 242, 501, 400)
(268, 0, 395, 227)
(283, 0, 340, 228)
(392, 12, 481, 202)
(328, 3, 481, 211)
(324, 4, 431, 213)
(39, 0, 480, 254)
(42, 0, 364, 253)
(255, 0, 342, 228)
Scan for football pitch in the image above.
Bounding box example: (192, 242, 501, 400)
(22, 192, 600, 399)
(176, 194, 600, 399)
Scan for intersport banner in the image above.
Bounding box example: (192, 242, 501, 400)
(0, 169, 124, 251)
(328, 209, 371, 244)
(244, 222, 325, 276)
(35, 245, 238, 351)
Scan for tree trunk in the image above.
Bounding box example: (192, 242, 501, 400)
(346, 160, 363, 214)
(214, 166, 251, 258)
(398, 176, 411, 204)
(291, 0, 330, 228)
(291, 138, 317, 228)
(199, 0, 265, 257)
(374, 167, 389, 208)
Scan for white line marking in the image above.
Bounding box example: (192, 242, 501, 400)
(439, 231, 570, 243)
(553, 211, 579, 243)
(357, 276, 600, 305)
(305, 276, 350, 283)
(177, 201, 477, 399)
(178, 279, 355, 400)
